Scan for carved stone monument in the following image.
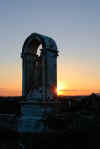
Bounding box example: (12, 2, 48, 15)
(18, 33, 58, 133)
(21, 33, 58, 100)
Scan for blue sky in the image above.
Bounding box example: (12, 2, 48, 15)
(0, 0, 100, 95)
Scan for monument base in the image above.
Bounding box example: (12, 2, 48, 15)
(17, 100, 53, 133)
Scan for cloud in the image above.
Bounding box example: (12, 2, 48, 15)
(60, 89, 90, 92)
(61, 89, 100, 92)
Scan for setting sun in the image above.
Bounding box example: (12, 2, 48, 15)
(57, 82, 68, 96)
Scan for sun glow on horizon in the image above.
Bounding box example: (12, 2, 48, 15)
(57, 82, 68, 95)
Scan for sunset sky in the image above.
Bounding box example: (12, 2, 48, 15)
(0, 0, 100, 96)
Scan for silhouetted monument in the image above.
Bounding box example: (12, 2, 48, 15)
(21, 33, 58, 100)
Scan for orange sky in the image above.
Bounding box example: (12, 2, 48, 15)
(0, 88, 21, 97)
(57, 89, 100, 96)
(0, 63, 22, 96)
(0, 61, 100, 96)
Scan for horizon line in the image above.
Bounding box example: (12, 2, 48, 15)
(60, 89, 100, 92)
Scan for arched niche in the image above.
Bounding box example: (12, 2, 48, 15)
(21, 33, 58, 98)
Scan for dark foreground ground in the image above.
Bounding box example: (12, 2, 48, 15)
(0, 130, 99, 149)
(0, 93, 100, 149)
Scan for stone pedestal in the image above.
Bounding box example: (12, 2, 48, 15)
(17, 100, 52, 133)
